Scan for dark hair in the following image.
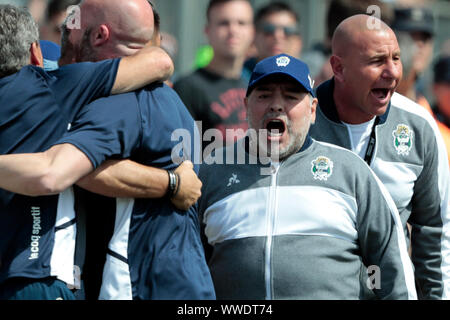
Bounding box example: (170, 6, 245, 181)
(326, 0, 393, 39)
(47, 0, 81, 21)
(206, 0, 250, 21)
(147, 1, 160, 32)
(254, 2, 299, 26)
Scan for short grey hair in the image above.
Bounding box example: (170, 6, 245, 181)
(0, 5, 39, 78)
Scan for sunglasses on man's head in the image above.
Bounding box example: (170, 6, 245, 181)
(259, 23, 299, 36)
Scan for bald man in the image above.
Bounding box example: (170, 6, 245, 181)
(0, 0, 215, 300)
(309, 14, 450, 299)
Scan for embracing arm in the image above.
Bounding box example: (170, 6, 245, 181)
(76, 160, 202, 211)
(111, 45, 174, 95)
(0, 144, 93, 196)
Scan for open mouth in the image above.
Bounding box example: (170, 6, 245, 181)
(371, 88, 390, 101)
(266, 119, 286, 137)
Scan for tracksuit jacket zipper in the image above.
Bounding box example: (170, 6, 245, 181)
(264, 161, 281, 299)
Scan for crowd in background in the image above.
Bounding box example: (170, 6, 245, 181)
(11, 0, 448, 159)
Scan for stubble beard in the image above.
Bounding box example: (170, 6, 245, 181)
(247, 112, 310, 161)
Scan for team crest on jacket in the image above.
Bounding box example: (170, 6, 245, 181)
(311, 156, 333, 181)
(392, 124, 413, 156)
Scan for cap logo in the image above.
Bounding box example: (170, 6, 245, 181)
(276, 56, 290, 67)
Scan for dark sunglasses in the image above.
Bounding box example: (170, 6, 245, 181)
(259, 23, 299, 36)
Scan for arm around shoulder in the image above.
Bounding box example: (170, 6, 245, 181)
(111, 46, 174, 95)
(0, 144, 94, 196)
(76, 160, 201, 211)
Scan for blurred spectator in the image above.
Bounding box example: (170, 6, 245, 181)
(441, 39, 450, 56)
(302, 0, 393, 87)
(160, 31, 179, 85)
(0, 0, 27, 5)
(147, 3, 179, 86)
(173, 0, 254, 156)
(242, 2, 301, 80)
(39, 0, 80, 44)
(432, 56, 450, 163)
(433, 56, 450, 127)
(391, 6, 434, 100)
(396, 31, 423, 103)
(160, 32, 178, 63)
(27, 0, 48, 25)
(394, 30, 450, 164)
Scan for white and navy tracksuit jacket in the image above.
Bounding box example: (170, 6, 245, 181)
(199, 136, 417, 299)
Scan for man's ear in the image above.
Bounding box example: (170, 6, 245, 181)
(92, 25, 110, 47)
(330, 55, 344, 82)
(29, 41, 44, 67)
(310, 97, 318, 124)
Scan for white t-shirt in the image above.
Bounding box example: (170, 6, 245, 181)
(341, 118, 376, 159)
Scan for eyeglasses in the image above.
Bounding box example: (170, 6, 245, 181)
(258, 23, 299, 36)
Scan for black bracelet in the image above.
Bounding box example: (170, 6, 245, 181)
(166, 170, 177, 198)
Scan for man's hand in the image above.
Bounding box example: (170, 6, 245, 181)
(171, 161, 202, 211)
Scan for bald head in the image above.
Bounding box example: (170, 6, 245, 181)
(332, 14, 394, 57)
(81, 0, 154, 44)
(60, 0, 154, 64)
(329, 14, 402, 124)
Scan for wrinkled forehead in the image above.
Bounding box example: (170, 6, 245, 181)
(358, 28, 399, 51)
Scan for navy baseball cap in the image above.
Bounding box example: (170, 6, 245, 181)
(39, 40, 61, 71)
(246, 54, 315, 97)
(391, 7, 434, 37)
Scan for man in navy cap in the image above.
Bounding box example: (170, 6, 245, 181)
(197, 53, 417, 299)
(433, 56, 450, 129)
(392, 7, 435, 98)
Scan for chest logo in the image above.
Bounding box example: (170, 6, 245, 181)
(392, 124, 413, 156)
(311, 156, 333, 181)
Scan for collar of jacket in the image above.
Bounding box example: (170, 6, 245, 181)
(315, 78, 390, 125)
